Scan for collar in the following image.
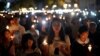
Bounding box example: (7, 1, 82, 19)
(77, 38, 90, 45)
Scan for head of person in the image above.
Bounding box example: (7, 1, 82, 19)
(89, 22, 97, 33)
(21, 33, 36, 49)
(9, 18, 19, 25)
(41, 25, 47, 32)
(78, 25, 89, 42)
(52, 19, 62, 33)
(9, 18, 15, 25)
(2, 29, 12, 41)
(82, 19, 91, 28)
(48, 18, 65, 44)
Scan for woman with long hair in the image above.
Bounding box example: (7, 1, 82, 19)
(1, 29, 15, 56)
(47, 18, 71, 56)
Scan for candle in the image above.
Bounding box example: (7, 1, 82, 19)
(6, 25, 9, 29)
(43, 39, 48, 45)
(31, 24, 35, 28)
(10, 35, 15, 40)
(42, 38, 49, 56)
(88, 44, 92, 52)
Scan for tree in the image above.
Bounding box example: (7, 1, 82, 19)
(47, 0, 54, 6)
(0, 2, 6, 10)
(46, 0, 64, 8)
(57, 0, 64, 8)
(11, 0, 35, 10)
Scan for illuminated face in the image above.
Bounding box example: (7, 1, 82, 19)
(10, 20, 15, 24)
(80, 32, 88, 42)
(5, 31, 11, 39)
(27, 39, 33, 48)
(52, 21, 61, 33)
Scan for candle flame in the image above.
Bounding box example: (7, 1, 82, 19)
(88, 44, 92, 52)
(43, 39, 48, 45)
(6, 25, 9, 29)
(10, 35, 15, 40)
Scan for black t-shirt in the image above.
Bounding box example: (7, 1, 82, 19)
(71, 39, 94, 56)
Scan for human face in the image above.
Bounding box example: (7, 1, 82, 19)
(80, 32, 89, 42)
(10, 20, 15, 24)
(52, 21, 61, 33)
(5, 31, 11, 40)
(27, 39, 33, 48)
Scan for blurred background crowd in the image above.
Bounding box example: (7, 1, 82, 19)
(0, 12, 100, 56)
(0, 0, 100, 56)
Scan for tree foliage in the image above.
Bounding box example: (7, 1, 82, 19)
(11, 0, 35, 10)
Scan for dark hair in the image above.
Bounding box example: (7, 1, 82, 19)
(79, 25, 88, 34)
(47, 18, 66, 44)
(2, 29, 11, 40)
(21, 33, 36, 50)
(90, 22, 97, 28)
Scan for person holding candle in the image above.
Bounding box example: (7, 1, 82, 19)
(71, 25, 94, 56)
(26, 24, 40, 47)
(8, 18, 25, 46)
(38, 35, 48, 56)
(37, 21, 49, 56)
(47, 18, 71, 56)
(88, 22, 100, 56)
(0, 29, 15, 56)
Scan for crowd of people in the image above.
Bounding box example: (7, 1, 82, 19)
(0, 14, 100, 56)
